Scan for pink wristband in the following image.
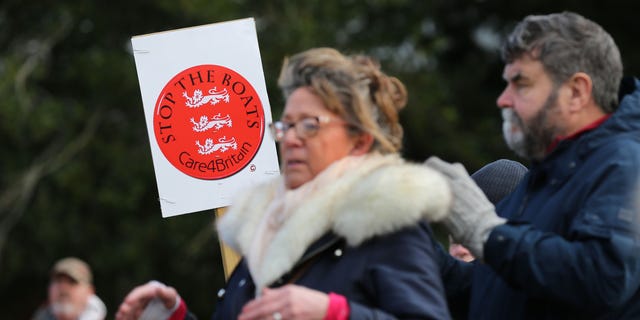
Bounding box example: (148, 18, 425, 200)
(323, 292, 349, 320)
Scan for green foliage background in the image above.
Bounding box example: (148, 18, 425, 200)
(1, 0, 638, 318)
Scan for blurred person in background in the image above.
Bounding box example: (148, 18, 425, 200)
(32, 257, 106, 320)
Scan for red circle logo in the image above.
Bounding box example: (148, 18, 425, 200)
(153, 65, 265, 180)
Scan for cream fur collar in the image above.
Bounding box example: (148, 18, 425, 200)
(216, 154, 451, 290)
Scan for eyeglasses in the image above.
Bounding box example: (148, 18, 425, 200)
(268, 116, 347, 142)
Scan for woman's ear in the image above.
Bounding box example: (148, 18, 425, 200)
(350, 133, 374, 155)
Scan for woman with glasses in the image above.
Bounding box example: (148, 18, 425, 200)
(117, 48, 452, 320)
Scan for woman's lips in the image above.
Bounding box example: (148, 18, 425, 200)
(285, 159, 305, 169)
(287, 159, 304, 165)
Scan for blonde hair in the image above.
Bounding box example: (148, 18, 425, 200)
(277, 47, 408, 154)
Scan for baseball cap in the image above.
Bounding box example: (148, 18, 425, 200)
(51, 257, 93, 284)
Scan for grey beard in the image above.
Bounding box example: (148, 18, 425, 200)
(501, 88, 561, 161)
(51, 301, 79, 317)
(502, 109, 529, 159)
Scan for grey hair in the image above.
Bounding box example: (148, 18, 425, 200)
(501, 11, 622, 113)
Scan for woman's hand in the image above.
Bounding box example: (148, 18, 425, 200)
(238, 285, 330, 320)
(115, 281, 179, 320)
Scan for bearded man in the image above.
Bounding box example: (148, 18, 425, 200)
(32, 257, 106, 320)
(429, 11, 640, 319)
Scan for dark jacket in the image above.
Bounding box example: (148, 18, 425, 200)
(445, 78, 640, 319)
(213, 154, 453, 319)
(215, 225, 450, 319)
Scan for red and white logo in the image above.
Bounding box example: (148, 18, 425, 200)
(153, 65, 265, 180)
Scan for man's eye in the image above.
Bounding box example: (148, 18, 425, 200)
(513, 82, 529, 92)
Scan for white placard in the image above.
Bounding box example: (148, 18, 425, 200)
(131, 18, 280, 217)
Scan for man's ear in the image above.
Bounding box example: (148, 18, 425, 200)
(566, 72, 593, 112)
(350, 133, 374, 155)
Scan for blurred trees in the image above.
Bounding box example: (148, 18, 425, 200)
(1, 0, 638, 318)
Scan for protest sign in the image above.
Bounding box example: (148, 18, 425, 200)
(131, 18, 279, 217)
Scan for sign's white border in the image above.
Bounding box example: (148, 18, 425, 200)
(131, 18, 280, 217)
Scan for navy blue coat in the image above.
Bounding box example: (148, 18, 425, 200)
(213, 223, 450, 319)
(212, 155, 453, 319)
(443, 78, 640, 319)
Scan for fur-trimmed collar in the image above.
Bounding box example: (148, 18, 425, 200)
(216, 154, 451, 290)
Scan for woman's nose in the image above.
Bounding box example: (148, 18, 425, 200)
(281, 125, 302, 146)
